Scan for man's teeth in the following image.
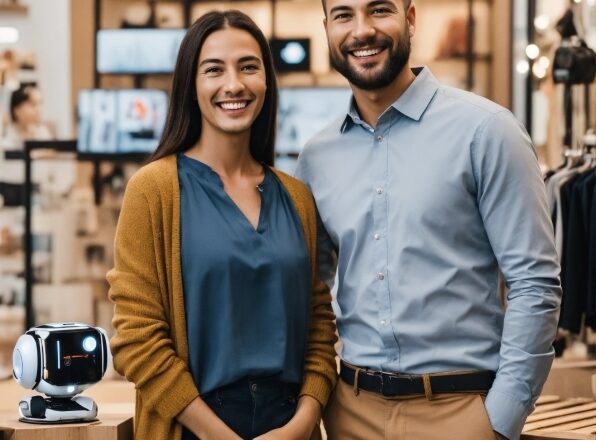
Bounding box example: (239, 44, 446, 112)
(220, 102, 248, 110)
(352, 48, 381, 57)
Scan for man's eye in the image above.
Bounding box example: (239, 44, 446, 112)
(333, 13, 351, 20)
(371, 8, 390, 15)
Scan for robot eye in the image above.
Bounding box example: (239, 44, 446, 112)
(82, 337, 97, 352)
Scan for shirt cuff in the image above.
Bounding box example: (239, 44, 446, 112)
(485, 389, 532, 440)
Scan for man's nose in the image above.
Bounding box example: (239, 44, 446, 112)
(352, 14, 376, 41)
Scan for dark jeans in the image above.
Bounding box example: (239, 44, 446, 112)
(182, 378, 299, 440)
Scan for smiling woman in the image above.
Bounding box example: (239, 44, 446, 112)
(107, 9, 338, 440)
(195, 27, 267, 145)
(148, 10, 278, 165)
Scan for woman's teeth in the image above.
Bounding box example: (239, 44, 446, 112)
(220, 101, 248, 110)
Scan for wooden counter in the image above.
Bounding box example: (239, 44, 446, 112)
(0, 379, 135, 440)
(0, 411, 133, 440)
(522, 395, 596, 440)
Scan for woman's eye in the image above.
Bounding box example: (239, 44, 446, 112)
(204, 67, 221, 74)
(241, 64, 259, 72)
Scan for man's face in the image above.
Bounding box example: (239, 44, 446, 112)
(324, 0, 413, 90)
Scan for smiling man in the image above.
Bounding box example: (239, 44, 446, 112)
(294, 1, 562, 439)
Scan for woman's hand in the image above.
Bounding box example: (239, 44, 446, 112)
(253, 395, 321, 440)
(176, 397, 242, 440)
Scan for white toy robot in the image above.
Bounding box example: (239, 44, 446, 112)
(12, 322, 111, 423)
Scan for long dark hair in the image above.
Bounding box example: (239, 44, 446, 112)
(148, 10, 278, 165)
(10, 84, 37, 122)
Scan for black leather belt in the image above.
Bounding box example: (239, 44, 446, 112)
(340, 361, 495, 398)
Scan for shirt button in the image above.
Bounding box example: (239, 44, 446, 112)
(251, 384, 258, 392)
(374, 233, 380, 240)
(377, 272, 385, 280)
(380, 320, 386, 326)
(377, 135, 384, 142)
(376, 187, 383, 194)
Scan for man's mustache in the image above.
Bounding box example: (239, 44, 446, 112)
(341, 37, 391, 53)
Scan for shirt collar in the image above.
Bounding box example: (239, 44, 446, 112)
(340, 66, 439, 133)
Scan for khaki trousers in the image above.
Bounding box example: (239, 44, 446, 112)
(324, 379, 506, 440)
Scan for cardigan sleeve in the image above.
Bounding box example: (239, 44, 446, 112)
(297, 191, 339, 407)
(107, 174, 199, 420)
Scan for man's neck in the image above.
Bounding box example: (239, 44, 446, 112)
(350, 65, 416, 128)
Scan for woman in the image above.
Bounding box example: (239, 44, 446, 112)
(4, 84, 52, 146)
(107, 10, 337, 440)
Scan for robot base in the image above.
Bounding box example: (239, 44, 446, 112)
(18, 395, 98, 424)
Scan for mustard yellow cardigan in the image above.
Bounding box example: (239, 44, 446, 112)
(107, 154, 337, 440)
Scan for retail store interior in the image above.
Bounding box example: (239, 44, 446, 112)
(0, 0, 595, 438)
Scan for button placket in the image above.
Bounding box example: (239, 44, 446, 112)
(371, 122, 398, 361)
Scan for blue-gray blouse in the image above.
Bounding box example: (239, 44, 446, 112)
(177, 153, 311, 395)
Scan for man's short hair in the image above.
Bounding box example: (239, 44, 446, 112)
(322, 0, 412, 15)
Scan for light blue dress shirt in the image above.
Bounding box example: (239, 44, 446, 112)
(295, 67, 562, 440)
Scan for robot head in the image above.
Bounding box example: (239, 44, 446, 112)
(13, 323, 111, 398)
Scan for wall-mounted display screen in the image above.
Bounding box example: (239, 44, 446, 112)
(276, 87, 351, 154)
(77, 89, 168, 158)
(96, 29, 186, 74)
(270, 38, 311, 73)
(275, 87, 351, 174)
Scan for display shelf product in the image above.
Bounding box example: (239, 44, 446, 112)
(0, 304, 24, 379)
(0, 4, 28, 14)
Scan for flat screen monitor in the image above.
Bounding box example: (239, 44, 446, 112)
(77, 89, 168, 159)
(270, 38, 311, 73)
(96, 29, 186, 74)
(275, 87, 351, 175)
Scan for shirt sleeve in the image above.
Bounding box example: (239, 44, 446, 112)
(471, 110, 562, 440)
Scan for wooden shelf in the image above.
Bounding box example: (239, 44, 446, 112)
(0, 4, 28, 14)
(435, 53, 493, 62)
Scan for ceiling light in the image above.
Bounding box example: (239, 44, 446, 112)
(526, 44, 540, 60)
(0, 27, 19, 44)
(534, 15, 550, 31)
(516, 60, 530, 74)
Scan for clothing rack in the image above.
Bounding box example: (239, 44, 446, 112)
(546, 132, 595, 345)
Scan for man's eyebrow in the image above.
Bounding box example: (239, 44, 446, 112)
(329, 0, 396, 16)
(368, 0, 397, 8)
(329, 4, 353, 15)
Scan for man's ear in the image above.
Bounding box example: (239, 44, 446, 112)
(407, 4, 416, 37)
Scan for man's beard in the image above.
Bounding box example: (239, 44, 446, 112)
(329, 32, 411, 91)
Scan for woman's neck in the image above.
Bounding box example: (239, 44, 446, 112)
(185, 127, 261, 178)
(16, 121, 36, 138)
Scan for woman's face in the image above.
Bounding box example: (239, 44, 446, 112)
(195, 27, 267, 138)
(15, 88, 43, 125)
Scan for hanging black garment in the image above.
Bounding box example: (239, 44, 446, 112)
(559, 168, 596, 333)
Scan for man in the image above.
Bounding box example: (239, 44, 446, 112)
(294, 1, 562, 439)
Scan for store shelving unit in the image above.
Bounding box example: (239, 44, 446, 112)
(22, 140, 77, 329)
(0, 3, 28, 14)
